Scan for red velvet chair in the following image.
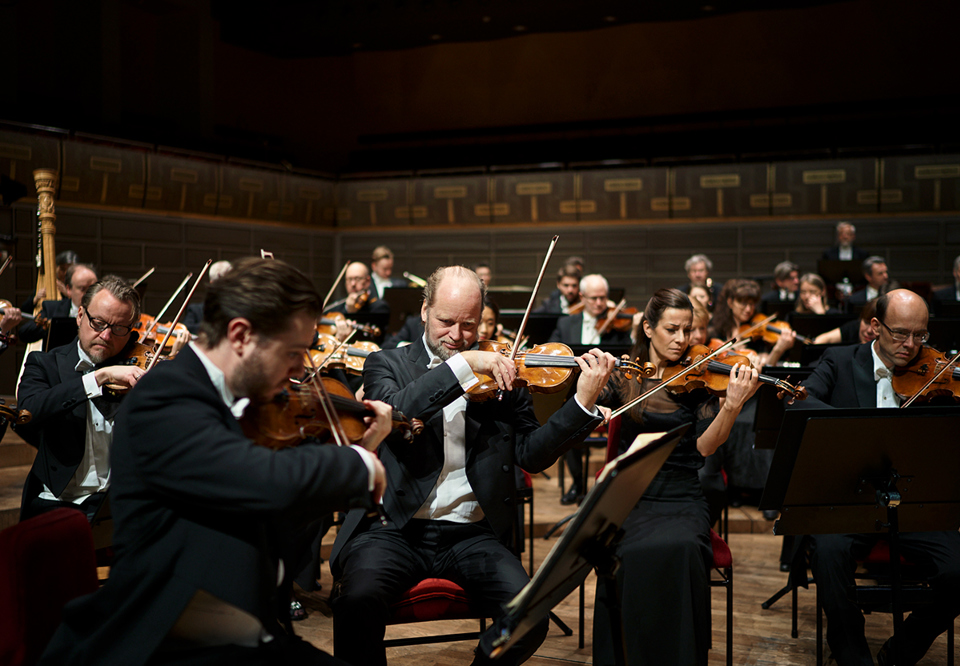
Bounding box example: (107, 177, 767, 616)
(382, 578, 487, 647)
(0, 508, 99, 666)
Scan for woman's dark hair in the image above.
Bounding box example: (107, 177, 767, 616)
(710, 279, 760, 338)
(199, 257, 321, 346)
(620, 289, 693, 410)
(483, 298, 500, 325)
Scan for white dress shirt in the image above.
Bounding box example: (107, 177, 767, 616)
(870, 341, 900, 408)
(580, 312, 601, 346)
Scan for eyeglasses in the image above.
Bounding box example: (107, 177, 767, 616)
(878, 319, 929, 344)
(83, 312, 133, 337)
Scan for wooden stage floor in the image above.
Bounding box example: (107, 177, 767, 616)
(292, 459, 959, 665)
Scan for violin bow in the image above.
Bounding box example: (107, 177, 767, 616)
(608, 338, 737, 420)
(900, 350, 960, 408)
(0, 255, 13, 278)
(131, 267, 156, 289)
(145, 260, 211, 372)
(499, 235, 559, 400)
(311, 330, 357, 376)
(596, 298, 628, 337)
(260, 249, 275, 259)
(142, 272, 193, 340)
(322, 261, 351, 313)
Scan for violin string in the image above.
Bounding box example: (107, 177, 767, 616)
(901, 350, 960, 408)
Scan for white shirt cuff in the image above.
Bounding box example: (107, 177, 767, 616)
(446, 353, 480, 391)
(349, 445, 378, 493)
(573, 394, 599, 417)
(81, 372, 103, 399)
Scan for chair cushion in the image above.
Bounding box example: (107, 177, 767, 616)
(709, 529, 732, 569)
(387, 578, 480, 625)
(0, 508, 98, 666)
(862, 540, 908, 566)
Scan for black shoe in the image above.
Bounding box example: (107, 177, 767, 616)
(560, 486, 582, 505)
(290, 600, 307, 621)
(878, 636, 922, 666)
(762, 509, 779, 521)
(729, 497, 744, 508)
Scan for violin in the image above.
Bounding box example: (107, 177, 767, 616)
(240, 375, 423, 449)
(0, 400, 31, 426)
(892, 346, 960, 405)
(351, 291, 376, 313)
(0, 299, 44, 330)
(596, 304, 639, 334)
(466, 340, 656, 401)
(737, 313, 812, 345)
(660, 344, 807, 402)
(306, 333, 379, 376)
(133, 314, 191, 355)
(102, 342, 164, 396)
(316, 311, 381, 339)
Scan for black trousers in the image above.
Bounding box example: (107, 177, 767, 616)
(147, 634, 345, 666)
(22, 491, 106, 522)
(332, 518, 547, 666)
(811, 530, 960, 666)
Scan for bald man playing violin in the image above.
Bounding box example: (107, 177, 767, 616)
(330, 265, 617, 666)
(789, 289, 960, 666)
(40, 258, 393, 666)
(16, 275, 145, 522)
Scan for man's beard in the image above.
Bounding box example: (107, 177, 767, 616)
(425, 333, 463, 361)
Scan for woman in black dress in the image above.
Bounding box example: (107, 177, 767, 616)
(593, 288, 759, 666)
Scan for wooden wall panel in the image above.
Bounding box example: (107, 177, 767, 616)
(282, 174, 336, 227)
(145, 154, 219, 216)
(0, 130, 61, 200)
(881, 155, 960, 213)
(577, 169, 669, 222)
(493, 172, 573, 225)
(218, 164, 281, 221)
(672, 163, 769, 218)
(337, 179, 410, 228)
(773, 158, 879, 216)
(411, 175, 490, 226)
(59, 142, 147, 209)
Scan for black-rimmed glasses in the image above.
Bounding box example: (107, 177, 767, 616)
(83, 312, 133, 337)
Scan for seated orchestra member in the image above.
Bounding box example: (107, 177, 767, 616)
(40, 258, 392, 666)
(688, 300, 711, 347)
(18, 263, 99, 344)
(822, 221, 870, 261)
(688, 284, 713, 312)
(535, 262, 582, 314)
(477, 298, 500, 342)
(369, 245, 407, 299)
(677, 253, 721, 305)
(594, 288, 759, 666)
(760, 261, 799, 309)
(182, 259, 232, 335)
(814, 298, 878, 346)
(473, 262, 493, 287)
(848, 256, 889, 307)
(711, 278, 795, 367)
(381, 314, 421, 349)
(791, 289, 960, 666)
(794, 273, 840, 316)
(930, 254, 960, 307)
(328, 261, 390, 317)
(330, 265, 615, 666)
(548, 274, 631, 347)
(15, 276, 144, 522)
(0, 304, 23, 353)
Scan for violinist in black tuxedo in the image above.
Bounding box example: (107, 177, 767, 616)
(330, 266, 616, 666)
(16, 275, 143, 521)
(790, 289, 960, 666)
(821, 221, 870, 262)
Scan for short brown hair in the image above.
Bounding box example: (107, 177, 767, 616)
(422, 266, 486, 309)
(81, 275, 141, 323)
(199, 258, 321, 346)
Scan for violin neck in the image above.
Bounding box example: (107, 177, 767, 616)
(520, 353, 629, 369)
(705, 360, 779, 387)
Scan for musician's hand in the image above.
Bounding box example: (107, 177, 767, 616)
(773, 329, 796, 354)
(345, 292, 363, 312)
(335, 319, 353, 342)
(801, 292, 827, 314)
(723, 363, 760, 413)
(574, 348, 617, 411)
(359, 399, 393, 452)
(33, 288, 46, 306)
(460, 350, 516, 391)
(598, 405, 613, 426)
(170, 328, 189, 356)
(0, 308, 22, 334)
(94, 365, 145, 389)
(57, 279, 70, 300)
(371, 456, 387, 504)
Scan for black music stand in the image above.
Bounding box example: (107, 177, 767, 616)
(45, 317, 79, 351)
(758, 407, 960, 664)
(817, 259, 864, 287)
(382, 287, 422, 335)
(478, 425, 686, 662)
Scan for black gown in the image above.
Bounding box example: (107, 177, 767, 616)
(594, 379, 718, 666)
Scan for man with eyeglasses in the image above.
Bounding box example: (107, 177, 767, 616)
(791, 289, 960, 666)
(327, 261, 391, 317)
(15, 275, 144, 521)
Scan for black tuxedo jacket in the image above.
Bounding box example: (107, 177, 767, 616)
(847, 288, 874, 307)
(791, 342, 877, 410)
(535, 289, 564, 314)
(821, 245, 870, 261)
(373, 276, 408, 299)
(331, 338, 602, 573)
(931, 285, 958, 303)
(40, 346, 371, 666)
(548, 313, 631, 346)
(17, 298, 72, 343)
(15, 338, 137, 517)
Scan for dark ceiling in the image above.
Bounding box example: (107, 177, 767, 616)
(212, 0, 845, 57)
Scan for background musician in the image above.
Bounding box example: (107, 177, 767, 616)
(930, 254, 960, 310)
(535, 263, 582, 314)
(790, 289, 960, 666)
(18, 263, 99, 344)
(822, 221, 870, 261)
(814, 299, 878, 346)
(15, 275, 143, 521)
(848, 256, 889, 307)
(369, 245, 407, 299)
(330, 265, 615, 666)
(328, 262, 390, 317)
(760, 261, 800, 310)
(548, 274, 631, 347)
(678, 253, 721, 305)
(39, 258, 392, 666)
(794, 273, 838, 315)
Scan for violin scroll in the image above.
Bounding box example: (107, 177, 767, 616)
(0, 403, 31, 425)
